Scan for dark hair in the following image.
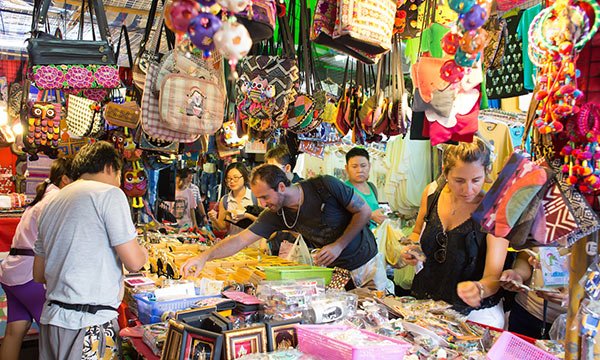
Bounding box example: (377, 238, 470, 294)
(29, 157, 72, 208)
(250, 164, 290, 190)
(177, 167, 193, 180)
(265, 145, 293, 167)
(71, 141, 122, 180)
(346, 147, 370, 163)
(224, 162, 250, 188)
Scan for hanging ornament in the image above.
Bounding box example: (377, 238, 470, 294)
(448, 0, 476, 14)
(214, 19, 252, 79)
(217, 0, 251, 13)
(529, 0, 599, 135)
(188, 12, 222, 56)
(165, 0, 200, 34)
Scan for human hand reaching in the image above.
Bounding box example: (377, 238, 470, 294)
(180, 253, 209, 277)
(314, 243, 343, 267)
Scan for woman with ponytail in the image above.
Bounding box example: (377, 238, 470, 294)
(0, 157, 72, 360)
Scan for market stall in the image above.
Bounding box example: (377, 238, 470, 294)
(1, 0, 600, 358)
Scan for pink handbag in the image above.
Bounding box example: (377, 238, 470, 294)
(140, 63, 199, 143)
(159, 73, 225, 135)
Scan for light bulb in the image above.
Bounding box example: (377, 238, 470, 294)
(12, 123, 23, 135)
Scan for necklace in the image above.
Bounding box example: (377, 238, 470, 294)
(280, 185, 303, 229)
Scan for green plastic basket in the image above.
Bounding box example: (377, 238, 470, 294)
(264, 266, 334, 285)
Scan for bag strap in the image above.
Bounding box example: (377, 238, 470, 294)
(115, 25, 134, 68)
(140, 0, 161, 53)
(424, 177, 445, 222)
(311, 176, 332, 205)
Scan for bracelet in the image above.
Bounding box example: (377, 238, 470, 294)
(474, 281, 485, 300)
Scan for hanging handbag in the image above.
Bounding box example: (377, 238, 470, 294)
(483, 15, 508, 71)
(394, 0, 422, 39)
(104, 26, 141, 128)
(23, 90, 62, 159)
(132, 0, 175, 90)
(236, 0, 277, 43)
(28, 0, 119, 90)
(66, 94, 104, 138)
(140, 63, 200, 143)
(311, 0, 381, 64)
(159, 73, 225, 135)
(472, 152, 551, 238)
(333, 0, 397, 55)
(237, 13, 299, 121)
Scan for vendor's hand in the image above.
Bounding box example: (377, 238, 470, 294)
(457, 281, 483, 308)
(314, 243, 343, 267)
(500, 270, 526, 292)
(208, 209, 218, 221)
(372, 209, 388, 224)
(180, 254, 209, 277)
(528, 256, 541, 269)
(400, 244, 423, 267)
(536, 287, 568, 305)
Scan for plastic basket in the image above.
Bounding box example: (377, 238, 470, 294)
(134, 294, 218, 324)
(487, 332, 560, 360)
(264, 266, 334, 285)
(296, 325, 411, 360)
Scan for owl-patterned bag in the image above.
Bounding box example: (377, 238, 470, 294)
(24, 101, 62, 160)
(122, 160, 147, 208)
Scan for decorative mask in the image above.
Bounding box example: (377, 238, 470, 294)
(165, 0, 200, 34)
(213, 21, 253, 62)
(188, 12, 222, 53)
(108, 129, 126, 154)
(122, 128, 142, 161)
(122, 161, 148, 208)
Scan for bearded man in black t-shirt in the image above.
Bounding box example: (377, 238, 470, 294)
(182, 164, 387, 290)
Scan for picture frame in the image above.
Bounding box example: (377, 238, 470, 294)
(161, 319, 185, 360)
(181, 324, 223, 360)
(222, 325, 267, 360)
(264, 319, 301, 352)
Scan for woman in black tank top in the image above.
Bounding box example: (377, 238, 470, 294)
(401, 139, 509, 326)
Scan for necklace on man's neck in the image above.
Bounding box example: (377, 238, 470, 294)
(280, 185, 303, 229)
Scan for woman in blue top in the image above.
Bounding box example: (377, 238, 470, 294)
(344, 147, 387, 226)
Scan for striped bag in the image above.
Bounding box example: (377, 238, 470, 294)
(140, 63, 199, 143)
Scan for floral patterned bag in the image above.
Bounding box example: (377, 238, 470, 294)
(28, 0, 119, 90)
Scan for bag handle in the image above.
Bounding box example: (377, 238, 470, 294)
(35, 0, 111, 41)
(140, 0, 161, 52)
(115, 25, 134, 68)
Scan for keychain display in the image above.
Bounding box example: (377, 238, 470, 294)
(529, 0, 600, 134)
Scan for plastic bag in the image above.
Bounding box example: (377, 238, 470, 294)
(549, 313, 567, 341)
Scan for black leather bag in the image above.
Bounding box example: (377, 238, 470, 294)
(27, 0, 115, 66)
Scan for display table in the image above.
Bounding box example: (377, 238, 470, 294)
(126, 337, 160, 360)
(0, 216, 20, 252)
